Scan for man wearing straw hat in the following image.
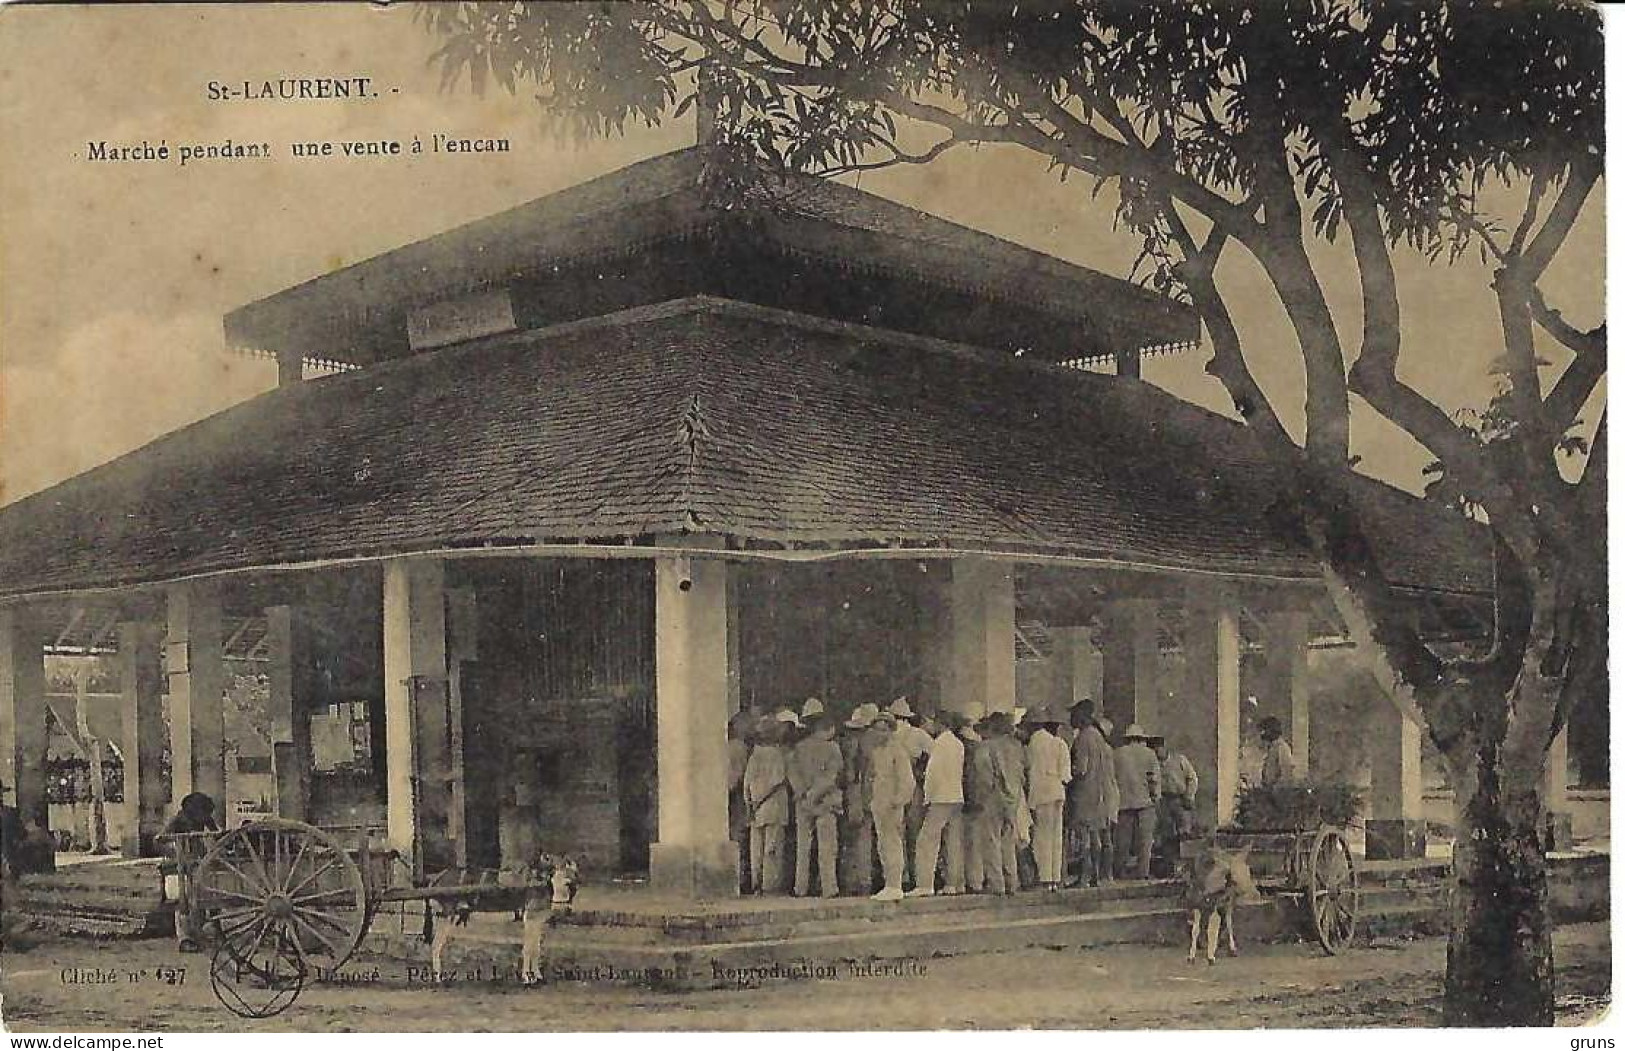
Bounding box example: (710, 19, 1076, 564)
(908, 710, 970, 897)
(866, 710, 916, 901)
(789, 699, 843, 897)
(1067, 700, 1118, 888)
(975, 712, 1025, 895)
(1026, 707, 1072, 891)
(888, 697, 932, 888)
(839, 703, 881, 894)
(744, 711, 799, 894)
(1114, 724, 1163, 880)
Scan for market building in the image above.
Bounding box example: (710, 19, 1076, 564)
(0, 148, 1500, 898)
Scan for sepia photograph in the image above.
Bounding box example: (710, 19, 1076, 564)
(0, 0, 1610, 1035)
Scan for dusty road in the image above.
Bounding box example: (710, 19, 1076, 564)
(0, 922, 1609, 1032)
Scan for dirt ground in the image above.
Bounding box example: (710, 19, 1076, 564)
(0, 922, 1610, 1032)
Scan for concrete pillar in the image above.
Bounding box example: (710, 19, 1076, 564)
(1366, 699, 1426, 859)
(1180, 587, 1242, 830)
(0, 609, 49, 828)
(941, 559, 1016, 718)
(1101, 598, 1160, 734)
(649, 554, 738, 898)
(167, 584, 227, 811)
(1544, 727, 1574, 851)
(1258, 609, 1311, 776)
(117, 622, 166, 856)
(446, 586, 477, 869)
(265, 606, 313, 823)
(1049, 627, 1094, 712)
(383, 558, 450, 876)
(277, 348, 303, 387)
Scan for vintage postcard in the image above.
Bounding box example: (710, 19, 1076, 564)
(0, 0, 1609, 1037)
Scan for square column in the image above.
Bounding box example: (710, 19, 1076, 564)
(1180, 587, 1242, 830)
(649, 555, 738, 898)
(0, 609, 49, 827)
(383, 558, 451, 876)
(265, 606, 314, 823)
(1366, 699, 1426, 859)
(1101, 598, 1160, 733)
(1544, 727, 1574, 851)
(1049, 627, 1096, 711)
(445, 586, 478, 869)
(117, 622, 166, 856)
(276, 348, 303, 387)
(167, 584, 227, 809)
(1258, 609, 1311, 775)
(942, 559, 1016, 718)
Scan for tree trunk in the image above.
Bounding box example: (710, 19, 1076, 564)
(1444, 741, 1554, 1026)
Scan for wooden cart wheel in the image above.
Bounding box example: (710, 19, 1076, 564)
(1305, 827, 1359, 954)
(191, 818, 369, 1014)
(208, 933, 305, 1019)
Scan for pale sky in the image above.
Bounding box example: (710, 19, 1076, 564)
(0, 2, 1605, 506)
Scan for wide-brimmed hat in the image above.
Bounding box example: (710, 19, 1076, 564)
(983, 711, 1014, 732)
(775, 709, 804, 728)
(844, 702, 879, 729)
(801, 697, 826, 720)
(938, 710, 971, 731)
(1123, 723, 1151, 741)
(872, 710, 898, 728)
(887, 697, 916, 719)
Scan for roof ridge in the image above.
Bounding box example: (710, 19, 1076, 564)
(673, 391, 713, 532)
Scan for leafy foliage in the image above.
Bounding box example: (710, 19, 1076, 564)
(1424, 369, 1591, 518)
(1232, 779, 1365, 832)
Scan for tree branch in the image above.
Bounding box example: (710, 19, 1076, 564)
(1522, 158, 1602, 279)
(1161, 212, 1295, 452)
(1333, 151, 1545, 565)
(992, 70, 1265, 240)
(813, 133, 963, 177)
(1535, 290, 1606, 432)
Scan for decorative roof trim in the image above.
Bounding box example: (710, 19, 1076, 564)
(448, 294, 1188, 394)
(0, 539, 1320, 608)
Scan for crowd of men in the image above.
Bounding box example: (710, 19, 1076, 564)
(726, 697, 1289, 900)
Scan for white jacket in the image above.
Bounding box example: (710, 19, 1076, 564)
(922, 730, 965, 805)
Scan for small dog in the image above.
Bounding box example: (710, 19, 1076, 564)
(1183, 844, 1257, 966)
(426, 853, 579, 985)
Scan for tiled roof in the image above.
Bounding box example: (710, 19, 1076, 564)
(0, 297, 1488, 600)
(224, 148, 1196, 366)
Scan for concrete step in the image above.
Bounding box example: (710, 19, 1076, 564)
(361, 884, 1467, 991)
(548, 881, 1181, 945)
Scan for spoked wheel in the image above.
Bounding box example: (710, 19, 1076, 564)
(191, 819, 369, 1017)
(1305, 826, 1359, 954)
(209, 929, 305, 1019)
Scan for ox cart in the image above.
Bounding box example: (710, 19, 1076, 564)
(1187, 824, 1361, 954)
(162, 818, 550, 1019)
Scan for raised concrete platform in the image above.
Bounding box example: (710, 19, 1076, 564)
(10, 849, 1605, 992)
(357, 850, 1609, 989)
